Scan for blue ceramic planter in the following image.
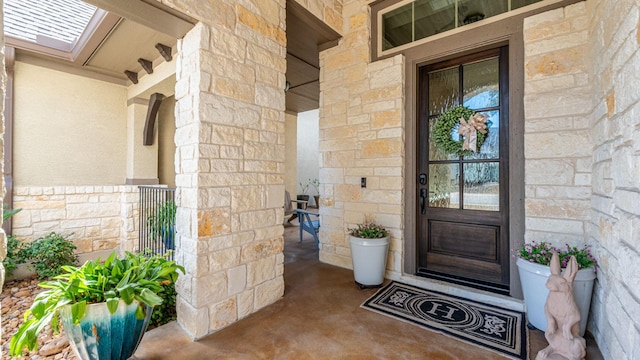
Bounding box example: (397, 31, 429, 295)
(161, 225, 175, 250)
(60, 300, 152, 360)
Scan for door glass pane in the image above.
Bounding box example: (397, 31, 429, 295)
(463, 162, 499, 211)
(464, 110, 499, 160)
(463, 57, 499, 109)
(429, 67, 459, 115)
(382, 3, 413, 50)
(414, 0, 455, 41)
(458, 0, 507, 26)
(429, 164, 459, 208)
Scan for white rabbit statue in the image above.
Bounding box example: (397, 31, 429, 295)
(535, 252, 586, 360)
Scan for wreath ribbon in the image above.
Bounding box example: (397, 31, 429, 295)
(457, 113, 487, 153)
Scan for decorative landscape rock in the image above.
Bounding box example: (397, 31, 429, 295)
(1, 278, 76, 360)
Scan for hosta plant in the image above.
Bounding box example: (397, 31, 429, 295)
(9, 251, 185, 357)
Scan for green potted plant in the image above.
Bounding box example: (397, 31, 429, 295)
(348, 220, 390, 289)
(146, 200, 176, 250)
(10, 251, 185, 359)
(297, 179, 311, 204)
(515, 241, 597, 336)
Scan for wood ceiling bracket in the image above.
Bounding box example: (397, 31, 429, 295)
(143, 93, 165, 146)
(124, 70, 138, 84)
(155, 43, 173, 62)
(138, 58, 154, 74)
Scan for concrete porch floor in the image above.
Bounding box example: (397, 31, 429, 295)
(133, 222, 603, 359)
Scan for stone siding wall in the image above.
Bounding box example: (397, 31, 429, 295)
(586, 0, 640, 358)
(525, 1, 640, 358)
(292, 0, 343, 32)
(157, 0, 343, 33)
(523, 2, 592, 248)
(11, 186, 140, 254)
(319, 0, 405, 277)
(172, 0, 288, 338)
(0, 8, 6, 290)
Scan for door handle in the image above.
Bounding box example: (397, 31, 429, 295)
(420, 188, 427, 214)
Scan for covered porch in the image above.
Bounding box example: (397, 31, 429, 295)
(132, 224, 603, 359)
(1, 0, 638, 358)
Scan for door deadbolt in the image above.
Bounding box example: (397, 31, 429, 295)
(419, 173, 427, 185)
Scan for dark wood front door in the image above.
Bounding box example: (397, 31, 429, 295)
(417, 47, 510, 294)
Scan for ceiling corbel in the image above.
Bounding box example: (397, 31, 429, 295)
(138, 58, 153, 74)
(155, 43, 172, 62)
(124, 70, 138, 84)
(143, 93, 165, 146)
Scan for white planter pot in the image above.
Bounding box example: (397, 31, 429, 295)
(516, 258, 596, 336)
(349, 235, 389, 287)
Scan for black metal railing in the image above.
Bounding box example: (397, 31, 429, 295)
(139, 186, 176, 260)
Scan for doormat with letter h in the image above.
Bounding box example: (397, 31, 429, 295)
(361, 281, 528, 359)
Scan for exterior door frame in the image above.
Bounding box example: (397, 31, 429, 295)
(369, 0, 582, 300)
(399, 20, 528, 299)
(416, 46, 511, 293)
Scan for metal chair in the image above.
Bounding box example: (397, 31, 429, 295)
(296, 209, 319, 249)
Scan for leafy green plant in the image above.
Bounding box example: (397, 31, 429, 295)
(20, 232, 78, 279)
(298, 179, 311, 195)
(9, 251, 185, 356)
(147, 200, 176, 238)
(348, 222, 389, 239)
(3, 204, 22, 221)
(2, 206, 24, 277)
(3, 235, 26, 278)
(310, 178, 320, 195)
(149, 282, 178, 329)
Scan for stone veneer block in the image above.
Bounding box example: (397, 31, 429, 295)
(208, 297, 238, 331)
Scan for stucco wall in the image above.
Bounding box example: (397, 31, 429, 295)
(285, 112, 297, 196)
(158, 96, 176, 187)
(13, 61, 127, 185)
(296, 109, 319, 204)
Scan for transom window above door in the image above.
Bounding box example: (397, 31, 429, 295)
(379, 0, 544, 52)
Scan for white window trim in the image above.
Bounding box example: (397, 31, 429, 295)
(5, 9, 120, 65)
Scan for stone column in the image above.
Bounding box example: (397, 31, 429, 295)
(173, 0, 286, 338)
(126, 98, 159, 185)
